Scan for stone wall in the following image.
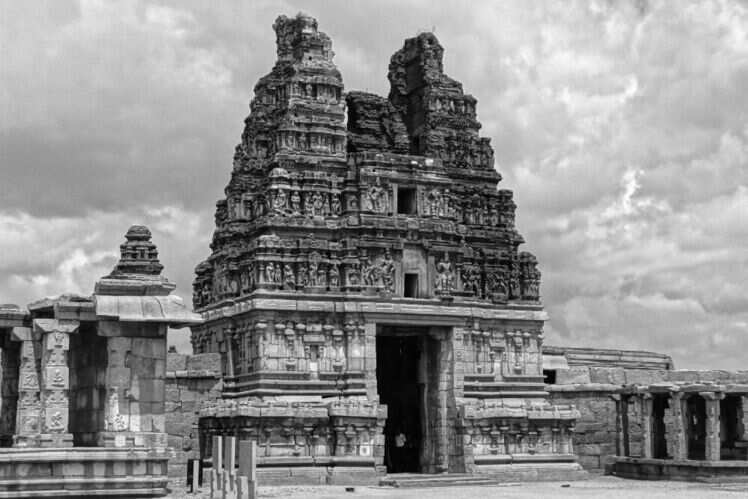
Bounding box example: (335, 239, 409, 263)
(164, 351, 221, 477)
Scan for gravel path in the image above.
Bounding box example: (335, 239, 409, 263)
(166, 475, 748, 498)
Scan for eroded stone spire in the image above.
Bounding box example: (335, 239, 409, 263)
(96, 225, 175, 296)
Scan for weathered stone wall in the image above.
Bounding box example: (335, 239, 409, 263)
(69, 323, 108, 446)
(164, 351, 221, 477)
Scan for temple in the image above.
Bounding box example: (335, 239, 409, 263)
(190, 13, 583, 482)
(0, 226, 200, 497)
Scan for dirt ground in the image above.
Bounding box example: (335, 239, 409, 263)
(166, 475, 748, 498)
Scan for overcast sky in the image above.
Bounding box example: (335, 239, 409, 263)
(1, 0, 747, 369)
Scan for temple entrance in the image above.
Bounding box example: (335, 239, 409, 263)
(376, 326, 442, 474)
(686, 395, 706, 460)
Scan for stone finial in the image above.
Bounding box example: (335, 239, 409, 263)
(95, 225, 175, 296)
(109, 225, 164, 277)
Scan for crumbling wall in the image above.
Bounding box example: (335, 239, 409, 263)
(346, 91, 409, 153)
(165, 351, 221, 478)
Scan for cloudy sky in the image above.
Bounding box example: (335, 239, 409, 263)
(1, 0, 747, 369)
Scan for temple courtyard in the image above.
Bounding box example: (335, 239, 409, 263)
(165, 476, 748, 498)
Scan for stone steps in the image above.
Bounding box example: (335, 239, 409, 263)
(380, 474, 503, 488)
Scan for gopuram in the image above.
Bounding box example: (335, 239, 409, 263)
(191, 13, 584, 483)
(0, 226, 200, 497)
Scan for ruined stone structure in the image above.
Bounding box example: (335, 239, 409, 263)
(0, 226, 200, 497)
(190, 13, 583, 483)
(610, 381, 748, 480)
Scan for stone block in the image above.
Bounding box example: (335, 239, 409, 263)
(588, 367, 625, 385)
(186, 353, 221, 374)
(555, 366, 591, 385)
(107, 367, 131, 387)
(624, 369, 667, 385)
(167, 353, 188, 371)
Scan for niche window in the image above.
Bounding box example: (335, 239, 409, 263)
(404, 273, 419, 298)
(397, 187, 417, 215)
(543, 369, 557, 385)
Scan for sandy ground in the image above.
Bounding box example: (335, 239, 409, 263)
(166, 475, 748, 498)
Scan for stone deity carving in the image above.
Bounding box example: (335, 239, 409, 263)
(283, 264, 296, 290)
(381, 249, 396, 293)
(434, 253, 454, 294)
(291, 191, 301, 215)
(329, 264, 340, 287)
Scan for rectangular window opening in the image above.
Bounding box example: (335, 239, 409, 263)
(397, 187, 417, 215)
(404, 273, 419, 298)
(543, 369, 557, 385)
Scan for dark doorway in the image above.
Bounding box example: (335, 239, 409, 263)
(721, 395, 742, 460)
(652, 394, 669, 459)
(376, 334, 423, 473)
(403, 273, 419, 298)
(686, 395, 706, 460)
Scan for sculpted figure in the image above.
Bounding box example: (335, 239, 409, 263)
(361, 258, 379, 286)
(304, 192, 314, 217)
(312, 191, 324, 216)
(290, 191, 301, 215)
(264, 262, 275, 284)
(381, 249, 396, 293)
(329, 264, 340, 287)
(434, 253, 454, 294)
(323, 193, 331, 216)
(283, 264, 295, 290)
(462, 265, 482, 297)
(331, 194, 341, 215)
(317, 265, 327, 287)
(347, 263, 360, 286)
(273, 190, 287, 214)
(309, 261, 319, 286)
(297, 263, 309, 287)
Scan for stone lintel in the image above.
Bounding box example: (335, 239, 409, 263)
(32, 318, 80, 335)
(202, 297, 548, 324)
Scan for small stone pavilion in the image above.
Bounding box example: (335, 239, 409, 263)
(610, 382, 748, 480)
(0, 226, 200, 497)
(190, 13, 583, 483)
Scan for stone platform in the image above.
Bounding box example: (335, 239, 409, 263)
(0, 447, 169, 497)
(609, 457, 748, 482)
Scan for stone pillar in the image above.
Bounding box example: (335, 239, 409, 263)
(363, 322, 377, 400)
(34, 318, 79, 447)
(741, 395, 748, 442)
(12, 326, 40, 447)
(640, 393, 653, 458)
(701, 391, 724, 462)
(611, 394, 624, 456)
(612, 394, 630, 457)
(667, 391, 687, 460)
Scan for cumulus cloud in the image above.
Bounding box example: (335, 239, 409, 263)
(1, 0, 747, 366)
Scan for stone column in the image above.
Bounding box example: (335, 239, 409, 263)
(641, 393, 653, 458)
(12, 326, 40, 447)
(34, 319, 79, 447)
(701, 391, 724, 462)
(667, 391, 687, 460)
(741, 395, 748, 442)
(611, 394, 624, 456)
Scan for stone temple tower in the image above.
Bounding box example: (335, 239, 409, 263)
(191, 13, 582, 482)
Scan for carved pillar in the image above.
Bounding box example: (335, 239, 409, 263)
(12, 326, 40, 447)
(34, 319, 79, 447)
(641, 393, 653, 458)
(701, 391, 724, 461)
(667, 392, 687, 460)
